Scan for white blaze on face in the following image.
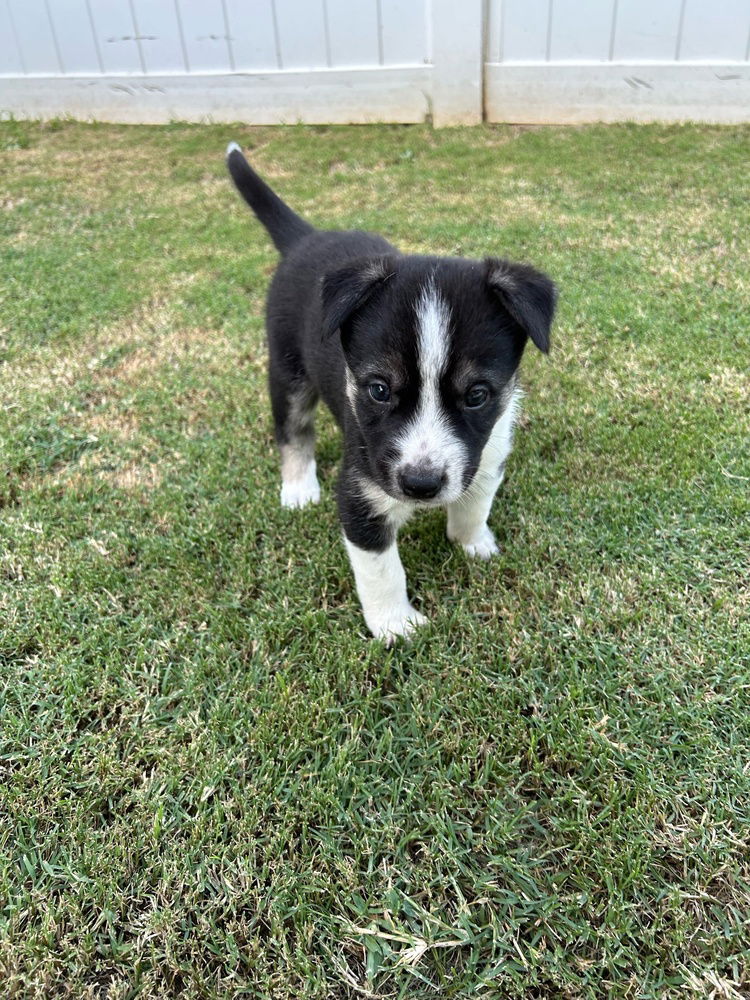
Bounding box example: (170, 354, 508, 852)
(395, 281, 467, 501)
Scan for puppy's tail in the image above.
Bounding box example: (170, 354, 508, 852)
(226, 142, 314, 255)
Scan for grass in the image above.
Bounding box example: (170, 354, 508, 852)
(1, 117, 749, 998)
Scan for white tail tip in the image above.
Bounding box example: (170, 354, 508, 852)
(226, 141, 242, 158)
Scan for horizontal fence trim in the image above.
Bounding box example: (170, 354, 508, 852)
(485, 62, 750, 124)
(0, 67, 432, 124)
(489, 58, 750, 66)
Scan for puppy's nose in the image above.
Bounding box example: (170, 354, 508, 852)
(398, 466, 446, 500)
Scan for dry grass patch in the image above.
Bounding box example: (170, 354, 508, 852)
(10, 142, 165, 207)
(2, 297, 176, 402)
(49, 448, 163, 495)
(98, 325, 232, 387)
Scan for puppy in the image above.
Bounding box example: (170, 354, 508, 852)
(226, 142, 557, 643)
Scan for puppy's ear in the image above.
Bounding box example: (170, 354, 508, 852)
(321, 256, 395, 339)
(485, 258, 558, 354)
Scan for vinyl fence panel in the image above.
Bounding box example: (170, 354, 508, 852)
(485, 0, 750, 123)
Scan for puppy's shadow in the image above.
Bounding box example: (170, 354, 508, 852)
(399, 510, 471, 587)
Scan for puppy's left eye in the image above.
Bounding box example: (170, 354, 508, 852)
(368, 381, 391, 403)
(465, 384, 490, 409)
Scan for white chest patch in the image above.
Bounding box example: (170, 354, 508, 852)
(395, 282, 467, 501)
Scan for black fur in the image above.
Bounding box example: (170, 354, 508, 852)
(227, 145, 313, 254)
(227, 145, 557, 554)
(485, 258, 558, 354)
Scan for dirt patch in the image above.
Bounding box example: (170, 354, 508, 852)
(1, 196, 28, 211)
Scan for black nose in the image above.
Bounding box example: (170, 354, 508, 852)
(398, 467, 446, 500)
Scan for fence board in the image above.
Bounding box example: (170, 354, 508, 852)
(612, 0, 683, 62)
(274, 0, 328, 70)
(48, 0, 102, 74)
(499, 0, 550, 62)
(224, 0, 279, 71)
(7, 0, 60, 74)
(174, 0, 231, 72)
(88, 0, 142, 74)
(326, 0, 379, 68)
(679, 0, 750, 61)
(549, 0, 614, 62)
(378, 0, 428, 65)
(0, 3, 25, 75)
(131, 0, 186, 74)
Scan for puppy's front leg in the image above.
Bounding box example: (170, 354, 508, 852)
(344, 538, 426, 644)
(446, 465, 505, 560)
(339, 480, 425, 643)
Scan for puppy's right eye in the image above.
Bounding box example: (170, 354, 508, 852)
(368, 381, 391, 403)
(465, 383, 490, 409)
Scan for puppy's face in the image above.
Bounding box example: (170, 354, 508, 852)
(323, 256, 556, 505)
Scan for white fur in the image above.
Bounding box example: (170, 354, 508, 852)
(446, 384, 521, 557)
(395, 283, 467, 501)
(280, 446, 320, 508)
(344, 537, 426, 644)
(355, 476, 414, 530)
(457, 524, 500, 559)
(226, 141, 242, 157)
(279, 388, 319, 508)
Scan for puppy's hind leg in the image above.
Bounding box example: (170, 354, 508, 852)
(270, 375, 320, 509)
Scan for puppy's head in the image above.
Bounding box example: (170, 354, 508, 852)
(322, 254, 557, 505)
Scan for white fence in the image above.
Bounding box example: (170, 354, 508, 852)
(1, 0, 749, 125)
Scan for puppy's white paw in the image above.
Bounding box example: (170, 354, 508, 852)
(369, 605, 427, 646)
(280, 476, 320, 509)
(457, 525, 500, 560)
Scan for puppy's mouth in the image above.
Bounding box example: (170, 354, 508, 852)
(396, 492, 447, 508)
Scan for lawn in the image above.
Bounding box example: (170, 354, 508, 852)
(1, 118, 749, 998)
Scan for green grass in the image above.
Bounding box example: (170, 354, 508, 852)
(1, 119, 749, 999)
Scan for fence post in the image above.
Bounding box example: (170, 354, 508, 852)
(431, 0, 484, 126)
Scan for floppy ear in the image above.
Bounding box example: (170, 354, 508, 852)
(321, 256, 395, 339)
(485, 258, 558, 353)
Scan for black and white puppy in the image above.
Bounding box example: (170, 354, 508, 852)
(226, 142, 557, 643)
